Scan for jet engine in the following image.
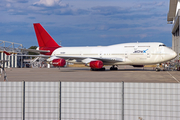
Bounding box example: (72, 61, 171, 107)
(52, 58, 66, 67)
(89, 60, 103, 69)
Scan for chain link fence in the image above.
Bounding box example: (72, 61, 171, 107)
(0, 82, 180, 120)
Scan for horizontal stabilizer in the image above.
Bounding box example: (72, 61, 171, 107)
(16, 54, 51, 57)
(21, 49, 50, 53)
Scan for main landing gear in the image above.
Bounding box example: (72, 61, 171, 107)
(91, 67, 106, 71)
(155, 68, 161, 72)
(110, 65, 118, 71)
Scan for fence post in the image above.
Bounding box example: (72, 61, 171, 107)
(22, 81, 25, 120)
(122, 81, 124, 120)
(21, 55, 23, 68)
(59, 81, 61, 120)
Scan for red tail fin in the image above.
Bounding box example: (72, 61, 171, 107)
(33, 23, 60, 55)
(33, 23, 60, 48)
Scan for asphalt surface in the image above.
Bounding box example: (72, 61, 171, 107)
(1, 66, 180, 83)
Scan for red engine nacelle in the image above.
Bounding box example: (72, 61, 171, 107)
(52, 58, 66, 67)
(90, 60, 103, 69)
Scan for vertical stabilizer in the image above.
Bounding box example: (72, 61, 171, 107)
(33, 23, 60, 55)
(33, 23, 60, 48)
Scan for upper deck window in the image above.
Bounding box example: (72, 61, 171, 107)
(159, 44, 166, 47)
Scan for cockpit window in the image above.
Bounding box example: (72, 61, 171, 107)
(159, 44, 166, 47)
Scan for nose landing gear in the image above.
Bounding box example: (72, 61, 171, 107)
(155, 64, 161, 72)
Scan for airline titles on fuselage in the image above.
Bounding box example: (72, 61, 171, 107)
(133, 49, 148, 53)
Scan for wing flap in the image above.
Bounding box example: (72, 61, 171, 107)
(53, 56, 123, 63)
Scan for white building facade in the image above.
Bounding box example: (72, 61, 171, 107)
(0, 40, 24, 68)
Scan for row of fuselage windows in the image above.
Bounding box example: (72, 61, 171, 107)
(124, 46, 150, 48)
(124, 44, 166, 48)
(59, 53, 148, 56)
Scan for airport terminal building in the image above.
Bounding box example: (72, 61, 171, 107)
(168, 0, 180, 60)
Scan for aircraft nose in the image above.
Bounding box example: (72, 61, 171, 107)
(171, 51, 177, 59)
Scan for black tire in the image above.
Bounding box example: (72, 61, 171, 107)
(90, 68, 95, 71)
(155, 68, 160, 72)
(101, 68, 106, 71)
(110, 67, 113, 70)
(91, 68, 105, 71)
(110, 67, 118, 70)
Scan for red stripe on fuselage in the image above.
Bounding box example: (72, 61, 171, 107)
(39, 47, 59, 55)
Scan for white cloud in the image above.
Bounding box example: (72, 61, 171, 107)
(100, 35, 107, 38)
(6, 3, 11, 7)
(6, 0, 13, 2)
(139, 34, 147, 39)
(156, 2, 165, 6)
(0, 0, 171, 47)
(34, 0, 62, 7)
(5, 0, 28, 3)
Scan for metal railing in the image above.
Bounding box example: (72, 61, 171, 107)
(0, 40, 24, 53)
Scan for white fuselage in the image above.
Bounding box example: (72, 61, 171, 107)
(52, 42, 177, 65)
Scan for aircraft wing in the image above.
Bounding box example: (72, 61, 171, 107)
(53, 55, 124, 63)
(17, 54, 123, 64)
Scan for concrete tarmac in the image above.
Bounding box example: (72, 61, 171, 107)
(2, 66, 180, 83)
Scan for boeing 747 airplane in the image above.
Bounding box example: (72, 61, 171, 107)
(24, 23, 177, 71)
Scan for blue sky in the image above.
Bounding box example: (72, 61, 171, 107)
(0, 0, 172, 48)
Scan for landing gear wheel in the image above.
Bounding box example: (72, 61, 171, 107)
(155, 68, 161, 72)
(110, 65, 118, 70)
(155, 64, 161, 72)
(101, 67, 106, 71)
(91, 68, 95, 71)
(110, 67, 118, 70)
(90, 67, 106, 71)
